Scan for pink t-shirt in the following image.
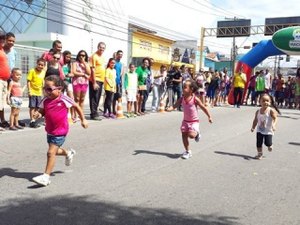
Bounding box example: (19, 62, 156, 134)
(11, 81, 23, 97)
(182, 95, 199, 122)
(40, 94, 75, 136)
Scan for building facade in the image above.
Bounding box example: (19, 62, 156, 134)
(129, 24, 174, 73)
(1, 0, 129, 62)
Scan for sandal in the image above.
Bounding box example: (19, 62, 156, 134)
(254, 153, 263, 160)
(268, 146, 273, 152)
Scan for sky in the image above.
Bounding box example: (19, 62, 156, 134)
(123, 0, 300, 67)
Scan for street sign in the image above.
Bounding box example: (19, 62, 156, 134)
(265, 16, 300, 35)
(217, 19, 251, 37)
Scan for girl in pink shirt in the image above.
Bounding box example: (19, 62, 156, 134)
(32, 75, 88, 186)
(168, 80, 213, 159)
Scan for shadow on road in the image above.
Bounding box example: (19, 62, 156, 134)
(0, 195, 241, 225)
(214, 151, 255, 160)
(0, 168, 64, 188)
(288, 142, 300, 146)
(133, 150, 181, 159)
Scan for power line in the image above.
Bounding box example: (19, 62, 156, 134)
(170, 0, 230, 17)
(25, 0, 197, 41)
(0, 3, 192, 53)
(61, 0, 198, 40)
(200, 0, 245, 19)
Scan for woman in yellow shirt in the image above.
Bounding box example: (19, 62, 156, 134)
(233, 67, 247, 108)
(103, 58, 116, 118)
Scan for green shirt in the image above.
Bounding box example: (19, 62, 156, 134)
(136, 66, 149, 86)
(256, 75, 265, 91)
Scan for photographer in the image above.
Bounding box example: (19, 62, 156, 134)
(172, 66, 182, 110)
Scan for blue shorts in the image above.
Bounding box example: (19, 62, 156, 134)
(10, 97, 23, 108)
(29, 95, 42, 108)
(47, 134, 66, 147)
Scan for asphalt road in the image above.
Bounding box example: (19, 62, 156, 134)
(0, 104, 299, 225)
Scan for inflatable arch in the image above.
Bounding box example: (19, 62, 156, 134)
(228, 26, 300, 105)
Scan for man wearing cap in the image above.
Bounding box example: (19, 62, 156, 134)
(0, 30, 11, 130)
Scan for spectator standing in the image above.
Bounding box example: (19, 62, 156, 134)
(233, 67, 247, 108)
(103, 58, 116, 118)
(124, 63, 138, 117)
(136, 58, 150, 115)
(6, 68, 25, 130)
(42, 40, 63, 66)
(0, 30, 10, 131)
(27, 58, 46, 128)
(151, 64, 167, 112)
(71, 50, 91, 121)
(3, 32, 17, 70)
(264, 69, 272, 93)
(172, 66, 183, 110)
(141, 58, 154, 113)
(112, 50, 124, 115)
(89, 42, 106, 120)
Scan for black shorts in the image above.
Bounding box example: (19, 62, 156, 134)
(29, 96, 42, 108)
(256, 132, 272, 148)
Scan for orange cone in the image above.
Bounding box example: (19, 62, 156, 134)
(116, 101, 125, 119)
(158, 99, 166, 113)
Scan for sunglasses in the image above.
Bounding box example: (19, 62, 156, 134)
(79, 54, 86, 57)
(53, 56, 60, 60)
(43, 86, 60, 93)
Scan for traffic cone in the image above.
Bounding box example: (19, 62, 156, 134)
(116, 101, 125, 119)
(68, 109, 73, 124)
(158, 99, 166, 113)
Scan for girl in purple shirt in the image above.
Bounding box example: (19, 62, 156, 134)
(168, 80, 213, 159)
(32, 75, 88, 186)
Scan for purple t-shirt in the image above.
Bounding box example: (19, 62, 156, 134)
(40, 94, 75, 136)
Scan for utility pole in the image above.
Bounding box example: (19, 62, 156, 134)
(199, 27, 205, 72)
(231, 17, 237, 77)
(274, 56, 277, 75)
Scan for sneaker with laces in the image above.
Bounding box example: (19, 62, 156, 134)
(182, 151, 192, 159)
(195, 132, 201, 142)
(32, 173, 51, 186)
(65, 149, 76, 166)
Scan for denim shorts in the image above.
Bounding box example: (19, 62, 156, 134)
(10, 97, 23, 109)
(47, 134, 66, 147)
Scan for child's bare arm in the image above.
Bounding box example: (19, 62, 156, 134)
(270, 109, 278, 131)
(33, 108, 45, 119)
(6, 82, 13, 105)
(72, 103, 88, 128)
(195, 97, 213, 123)
(167, 97, 182, 111)
(251, 110, 258, 132)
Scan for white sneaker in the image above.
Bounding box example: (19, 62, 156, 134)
(32, 173, 51, 186)
(182, 151, 192, 159)
(65, 149, 76, 166)
(195, 132, 201, 142)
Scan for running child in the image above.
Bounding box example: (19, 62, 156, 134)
(251, 93, 280, 160)
(168, 80, 213, 159)
(32, 75, 88, 186)
(7, 68, 26, 130)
